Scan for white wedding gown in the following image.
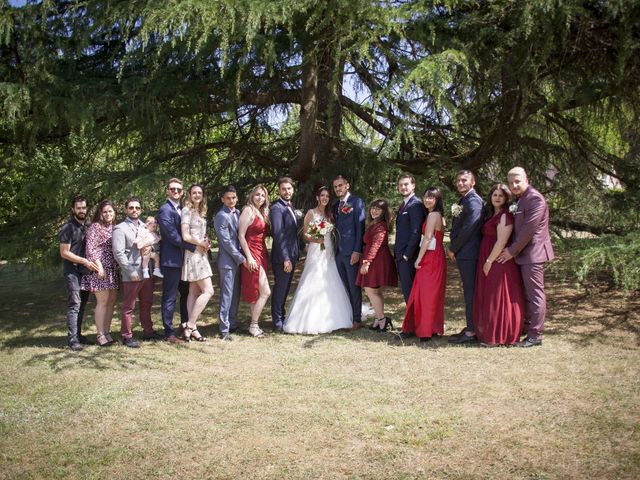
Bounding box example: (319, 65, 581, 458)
(284, 211, 353, 334)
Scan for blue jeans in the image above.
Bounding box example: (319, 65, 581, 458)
(64, 271, 89, 342)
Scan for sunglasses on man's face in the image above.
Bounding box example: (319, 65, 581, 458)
(128, 206, 141, 210)
(168, 187, 183, 193)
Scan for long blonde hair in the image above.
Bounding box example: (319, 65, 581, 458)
(245, 184, 270, 226)
(184, 184, 208, 217)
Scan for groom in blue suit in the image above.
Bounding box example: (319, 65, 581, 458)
(214, 185, 246, 341)
(394, 174, 427, 302)
(269, 177, 300, 332)
(333, 175, 366, 329)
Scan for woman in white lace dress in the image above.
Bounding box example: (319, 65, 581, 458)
(284, 186, 353, 334)
(181, 184, 213, 341)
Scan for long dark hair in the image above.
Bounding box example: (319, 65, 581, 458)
(316, 186, 334, 223)
(366, 198, 393, 233)
(485, 183, 512, 220)
(92, 200, 116, 225)
(423, 187, 444, 215)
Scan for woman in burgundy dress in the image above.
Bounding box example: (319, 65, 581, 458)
(401, 187, 447, 341)
(356, 199, 398, 331)
(238, 185, 271, 337)
(472, 183, 524, 346)
(81, 200, 119, 346)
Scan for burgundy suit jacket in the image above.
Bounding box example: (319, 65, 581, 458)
(507, 185, 554, 265)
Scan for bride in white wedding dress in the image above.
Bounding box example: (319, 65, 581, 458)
(284, 186, 353, 334)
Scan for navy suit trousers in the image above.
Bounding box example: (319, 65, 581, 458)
(335, 254, 361, 323)
(396, 257, 416, 303)
(456, 258, 477, 331)
(160, 266, 189, 336)
(271, 262, 295, 329)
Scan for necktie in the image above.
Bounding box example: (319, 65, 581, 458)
(286, 201, 292, 208)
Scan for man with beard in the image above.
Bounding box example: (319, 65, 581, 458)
(59, 196, 99, 351)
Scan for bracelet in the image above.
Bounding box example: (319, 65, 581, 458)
(485, 259, 492, 264)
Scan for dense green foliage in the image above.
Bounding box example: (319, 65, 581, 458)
(1, 0, 639, 289)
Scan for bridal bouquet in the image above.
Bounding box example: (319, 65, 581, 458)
(307, 218, 333, 250)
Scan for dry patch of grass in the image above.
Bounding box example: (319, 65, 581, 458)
(0, 260, 638, 479)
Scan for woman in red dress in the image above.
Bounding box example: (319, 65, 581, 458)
(472, 183, 524, 346)
(401, 187, 447, 341)
(356, 199, 398, 331)
(238, 185, 271, 337)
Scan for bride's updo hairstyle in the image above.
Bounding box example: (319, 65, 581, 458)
(315, 185, 334, 223)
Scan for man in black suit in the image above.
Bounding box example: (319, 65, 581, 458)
(394, 175, 427, 303)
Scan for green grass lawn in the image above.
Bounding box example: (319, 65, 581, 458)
(0, 260, 638, 479)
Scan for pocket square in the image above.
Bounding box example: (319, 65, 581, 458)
(401, 211, 409, 215)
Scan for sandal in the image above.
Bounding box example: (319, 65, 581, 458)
(190, 328, 207, 342)
(249, 325, 265, 338)
(96, 333, 110, 346)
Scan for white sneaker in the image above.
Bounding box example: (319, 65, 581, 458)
(153, 268, 164, 278)
(143, 270, 150, 279)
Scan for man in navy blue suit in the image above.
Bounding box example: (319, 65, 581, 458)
(447, 170, 484, 344)
(333, 175, 366, 330)
(158, 178, 203, 343)
(269, 177, 300, 332)
(394, 175, 427, 303)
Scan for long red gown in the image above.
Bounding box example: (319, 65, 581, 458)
(356, 221, 398, 288)
(402, 227, 446, 338)
(472, 211, 524, 345)
(240, 214, 269, 303)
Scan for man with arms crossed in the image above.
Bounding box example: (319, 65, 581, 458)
(59, 196, 98, 351)
(497, 167, 554, 347)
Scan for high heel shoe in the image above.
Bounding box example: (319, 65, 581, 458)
(190, 328, 207, 342)
(249, 325, 265, 338)
(368, 319, 382, 331)
(96, 332, 110, 346)
(379, 317, 393, 332)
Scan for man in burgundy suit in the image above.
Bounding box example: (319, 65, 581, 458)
(497, 167, 554, 347)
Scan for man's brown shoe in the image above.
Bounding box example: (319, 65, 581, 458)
(350, 322, 364, 331)
(166, 335, 185, 344)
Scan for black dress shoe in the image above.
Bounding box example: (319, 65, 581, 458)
(449, 333, 477, 344)
(516, 337, 542, 348)
(77, 335, 93, 345)
(450, 327, 468, 338)
(220, 333, 233, 342)
(142, 331, 164, 341)
(396, 332, 414, 340)
(68, 341, 83, 352)
(123, 337, 140, 348)
(419, 337, 431, 342)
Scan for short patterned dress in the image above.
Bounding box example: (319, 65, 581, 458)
(181, 206, 213, 282)
(80, 222, 119, 291)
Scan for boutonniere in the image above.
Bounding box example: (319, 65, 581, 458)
(508, 202, 518, 214)
(451, 204, 463, 217)
(340, 203, 354, 214)
(294, 209, 304, 220)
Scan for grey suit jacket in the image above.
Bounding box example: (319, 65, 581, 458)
(214, 206, 245, 269)
(112, 218, 146, 281)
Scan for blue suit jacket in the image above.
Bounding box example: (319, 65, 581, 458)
(214, 206, 245, 269)
(394, 195, 427, 260)
(333, 194, 365, 256)
(449, 188, 483, 260)
(269, 198, 300, 264)
(157, 200, 195, 268)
